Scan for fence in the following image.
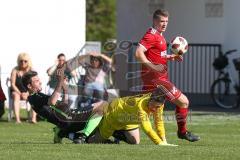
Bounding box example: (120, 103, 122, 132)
(169, 44, 221, 94)
(118, 43, 222, 106)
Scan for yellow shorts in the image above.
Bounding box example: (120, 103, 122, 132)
(99, 99, 139, 139)
(99, 116, 139, 139)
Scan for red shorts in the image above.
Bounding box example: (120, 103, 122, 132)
(142, 77, 182, 102)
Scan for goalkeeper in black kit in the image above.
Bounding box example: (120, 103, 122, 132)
(22, 69, 105, 144)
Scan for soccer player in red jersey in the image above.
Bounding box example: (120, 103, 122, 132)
(135, 9, 200, 142)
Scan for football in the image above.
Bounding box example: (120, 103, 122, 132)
(170, 36, 188, 55)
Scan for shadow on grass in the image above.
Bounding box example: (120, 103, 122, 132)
(189, 112, 240, 116)
(0, 142, 53, 145)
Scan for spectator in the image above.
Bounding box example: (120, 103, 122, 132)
(10, 53, 37, 123)
(0, 64, 6, 119)
(47, 53, 78, 109)
(47, 53, 66, 95)
(79, 52, 113, 104)
(47, 52, 113, 109)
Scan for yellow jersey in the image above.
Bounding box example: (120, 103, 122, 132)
(99, 93, 165, 144)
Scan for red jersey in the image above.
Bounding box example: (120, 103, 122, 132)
(138, 28, 182, 100)
(138, 28, 168, 90)
(139, 27, 168, 65)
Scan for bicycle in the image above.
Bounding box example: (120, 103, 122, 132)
(210, 49, 240, 109)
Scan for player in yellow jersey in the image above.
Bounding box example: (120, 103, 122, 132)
(87, 88, 177, 146)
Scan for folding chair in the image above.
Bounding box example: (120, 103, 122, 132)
(6, 77, 31, 122)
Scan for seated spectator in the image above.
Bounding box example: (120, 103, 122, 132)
(0, 64, 6, 119)
(10, 53, 37, 123)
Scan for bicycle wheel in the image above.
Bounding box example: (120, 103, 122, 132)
(211, 78, 238, 109)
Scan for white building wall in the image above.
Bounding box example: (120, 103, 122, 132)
(117, 0, 225, 44)
(0, 0, 86, 96)
(224, 0, 240, 50)
(117, 0, 151, 42)
(224, 0, 240, 84)
(166, 0, 224, 44)
(117, 0, 240, 94)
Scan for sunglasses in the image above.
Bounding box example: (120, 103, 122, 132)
(20, 60, 28, 63)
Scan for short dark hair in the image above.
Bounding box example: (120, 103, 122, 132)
(22, 71, 38, 90)
(153, 9, 169, 20)
(57, 53, 65, 59)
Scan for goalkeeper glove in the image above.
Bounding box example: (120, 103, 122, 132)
(158, 141, 178, 147)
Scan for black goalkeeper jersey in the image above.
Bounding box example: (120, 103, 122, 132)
(28, 92, 92, 130)
(28, 92, 65, 126)
(28, 92, 50, 114)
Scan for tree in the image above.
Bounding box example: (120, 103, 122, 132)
(86, 0, 116, 44)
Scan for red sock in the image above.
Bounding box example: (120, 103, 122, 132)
(175, 106, 188, 134)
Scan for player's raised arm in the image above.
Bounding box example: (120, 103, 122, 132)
(48, 67, 65, 106)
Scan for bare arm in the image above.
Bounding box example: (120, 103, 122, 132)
(165, 54, 183, 62)
(78, 54, 90, 62)
(135, 46, 153, 68)
(135, 46, 166, 72)
(99, 53, 112, 65)
(46, 60, 58, 76)
(10, 69, 21, 94)
(65, 52, 110, 74)
(47, 67, 65, 106)
(65, 53, 91, 72)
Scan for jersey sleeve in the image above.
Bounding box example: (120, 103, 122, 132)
(138, 32, 156, 51)
(153, 105, 166, 139)
(28, 93, 49, 109)
(138, 108, 163, 144)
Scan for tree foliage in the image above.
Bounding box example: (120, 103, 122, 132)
(86, 0, 116, 43)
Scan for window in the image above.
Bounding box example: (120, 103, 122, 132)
(148, 0, 165, 15)
(205, 0, 223, 17)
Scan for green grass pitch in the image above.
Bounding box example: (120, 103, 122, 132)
(0, 111, 240, 160)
